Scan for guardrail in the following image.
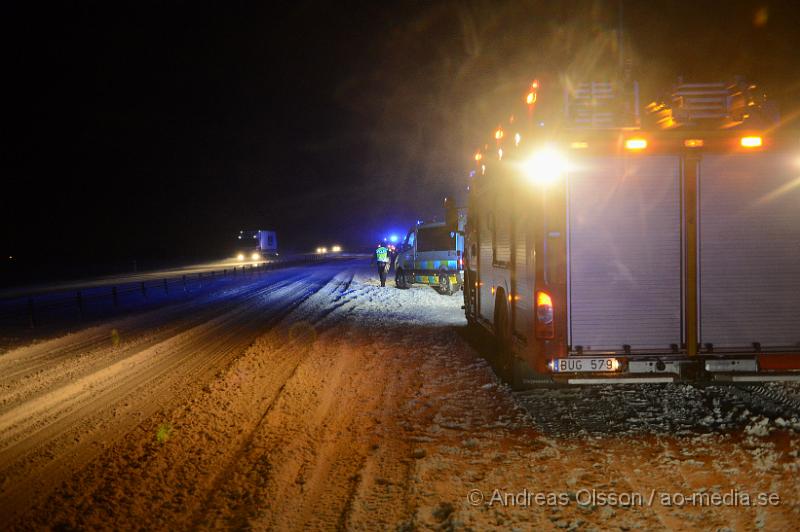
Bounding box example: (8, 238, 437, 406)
(0, 255, 356, 330)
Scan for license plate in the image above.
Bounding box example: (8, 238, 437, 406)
(552, 358, 619, 373)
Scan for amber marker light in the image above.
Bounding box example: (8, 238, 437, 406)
(525, 79, 539, 106)
(625, 138, 647, 150)
(740, 136, 763, 148)
(535, 290, 554, 339)
(536, 291, 552, 310)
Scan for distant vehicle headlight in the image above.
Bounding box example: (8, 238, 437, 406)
(331, 245, 342, 252)
(320, 247, 327, 254)
(251, 252, 261, 260)
(237, 253, 245, 261)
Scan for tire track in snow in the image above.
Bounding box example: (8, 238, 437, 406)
(187, 271, 361, 527)
(0, 266, 340, 526)
(0, 275, 306, 413)
(0, 275, 309, 437)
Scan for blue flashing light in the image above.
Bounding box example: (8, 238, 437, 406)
(389, 234, 398, 243)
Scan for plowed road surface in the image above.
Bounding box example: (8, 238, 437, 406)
(0, 261, 798, 531)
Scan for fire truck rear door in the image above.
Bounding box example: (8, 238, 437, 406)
(697, 153, 800, 350)
(567, 155, 683, 352)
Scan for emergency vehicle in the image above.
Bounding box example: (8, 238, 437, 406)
(395, 207, 467, 295)
(463, 78, 800, 386)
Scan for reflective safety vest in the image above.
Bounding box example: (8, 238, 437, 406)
(376, 246, 389, 262)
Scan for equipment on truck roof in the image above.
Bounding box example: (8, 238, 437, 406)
(645, 78, 780, 130)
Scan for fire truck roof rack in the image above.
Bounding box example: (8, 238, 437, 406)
(563, 80, 640, 130)
(645, 78, 779, 130)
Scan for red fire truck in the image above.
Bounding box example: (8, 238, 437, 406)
(463, 78, 800, 386)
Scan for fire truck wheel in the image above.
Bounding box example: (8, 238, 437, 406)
(493, 291, 517, 386)
(463, 271, 477, 321)
(395, 268, 408, 289)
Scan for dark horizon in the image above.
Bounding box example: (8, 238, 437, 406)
(4, 0, 800, 285)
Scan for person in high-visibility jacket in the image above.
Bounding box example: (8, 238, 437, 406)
(375, 242, 390, 287)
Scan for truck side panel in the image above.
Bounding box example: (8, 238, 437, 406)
(257, 230, 278, 253)
(478, 196, 496, 321)
(513, 198, 533, 339)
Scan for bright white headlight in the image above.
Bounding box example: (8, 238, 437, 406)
(522, 146, 568, 186)
(251, 252, 261, 261)
(237, 253, 245, 261)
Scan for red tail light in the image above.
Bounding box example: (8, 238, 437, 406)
(535, 290, 554, 339)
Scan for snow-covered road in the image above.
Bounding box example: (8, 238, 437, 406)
(0, 260, 798, 531)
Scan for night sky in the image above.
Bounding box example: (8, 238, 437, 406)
(3, 1, 800, 282)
